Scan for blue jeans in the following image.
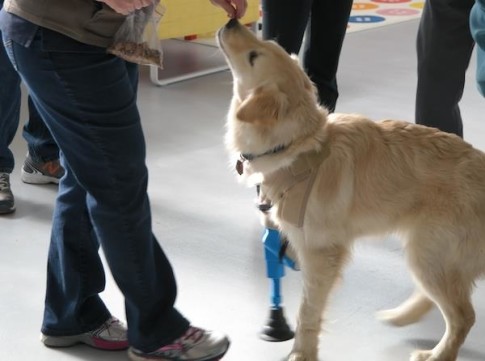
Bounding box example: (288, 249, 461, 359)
(3, 28, 189, 352)
(0, 26, 58, 173)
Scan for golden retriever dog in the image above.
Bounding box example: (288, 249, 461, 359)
(217, 19, 485, 361)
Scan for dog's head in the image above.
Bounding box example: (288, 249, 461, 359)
(217, 19, 327, 173)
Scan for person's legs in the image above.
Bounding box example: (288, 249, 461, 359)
(0, 28, 20, 174)
(261, 0, 352, 112)
(22, 93, 63, 185)
(415, 0, 475, 137)
(42, 152, 110, 333)
(6, 28, 189, 351)
(0, 26, 20, 213)
(23, 95, 59, 163)
(261, 0, 312, 55)
(1, 13, 61, 190)
(40, 153, 131, 350)
(304, 0, 353, 112)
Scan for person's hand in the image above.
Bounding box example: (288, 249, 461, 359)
(96, 0, 153, 15)
(210, 0, 247, 19)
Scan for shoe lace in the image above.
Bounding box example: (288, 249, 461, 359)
(179, 327, 204, 347)
(0, 173, 10, 191)
(90, 317, 123, 338)
(158, 327, 204, 354)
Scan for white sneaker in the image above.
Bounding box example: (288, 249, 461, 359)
(41, 316, 128, 350)
(128, 326, 230, 361)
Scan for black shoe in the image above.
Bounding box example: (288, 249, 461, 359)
(0, 173, 15, 214)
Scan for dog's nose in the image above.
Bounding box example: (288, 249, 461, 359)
(226, 18, 239, 29)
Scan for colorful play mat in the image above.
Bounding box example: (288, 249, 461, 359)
(159, 0, 425, 43)
(348, 0, 424, 33)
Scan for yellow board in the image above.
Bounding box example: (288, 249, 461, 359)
(157, 0, 260, 39)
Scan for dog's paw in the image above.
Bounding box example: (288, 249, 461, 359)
(288, 352, 317, 361)
(288, 353, 305, 361)
(410, 350, 434, 361)
(410, 350, 454, 361)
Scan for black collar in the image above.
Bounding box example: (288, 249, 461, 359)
(240, 144, 288, 161)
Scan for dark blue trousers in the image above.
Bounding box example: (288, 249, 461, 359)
(0, 23, 58, 173)
(2, 27, 189, 352)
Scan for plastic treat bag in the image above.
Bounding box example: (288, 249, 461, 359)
(108, 0, 166, 68)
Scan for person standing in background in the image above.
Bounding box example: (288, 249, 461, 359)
(261, 0, 353, 112)
(415, 0, 475, 137)
(258, 0, 353, 270)
(471, 0, 485, 97)
(0, 0, 62, 215)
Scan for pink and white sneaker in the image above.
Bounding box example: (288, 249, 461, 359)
(128, 326, 230, 361)
(41, 316, 128, 350)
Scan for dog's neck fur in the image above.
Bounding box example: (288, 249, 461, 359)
(230, 107, 329, 184)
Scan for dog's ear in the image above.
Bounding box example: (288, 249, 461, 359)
(236, 87, 287, 124)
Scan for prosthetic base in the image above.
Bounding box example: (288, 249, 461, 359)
(260, 228, 295, 342)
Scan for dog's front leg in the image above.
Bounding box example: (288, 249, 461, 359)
(289, 244, 349, 361)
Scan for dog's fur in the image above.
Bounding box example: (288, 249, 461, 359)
(217, 19, 485, 361)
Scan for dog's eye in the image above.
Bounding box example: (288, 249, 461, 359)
(248, 51, 259, 66)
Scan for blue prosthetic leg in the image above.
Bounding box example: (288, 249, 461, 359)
(260, 227, 296, 341)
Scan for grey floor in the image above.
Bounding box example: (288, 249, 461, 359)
(2, 19, 485, 361)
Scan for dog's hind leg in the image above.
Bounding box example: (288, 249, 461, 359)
(409, 282, 474, 361)
(377, 288, 434, 327)
(289, 244, 349, 361)
(406, 235, 476, 361)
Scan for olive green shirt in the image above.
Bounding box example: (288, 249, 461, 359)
(3, 0, 126, 47)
